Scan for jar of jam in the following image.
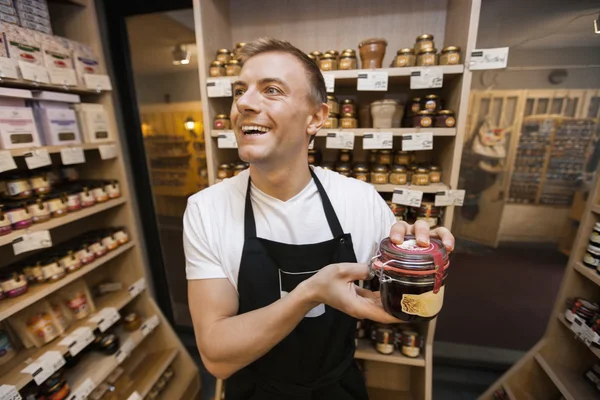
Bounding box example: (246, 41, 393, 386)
(389, 165, 408, 185)
(65, 291, 90, 320)
(29, 171, 51, 195)
(104, 180, 121, 199)
(308, 149, 322, 165)
(352, 164, 370, 182)
(217, 163, 233, 179)
(416, 48, 437, 66)
(394, 48, 416, 67)
(429, 165, 442, 183)
(326, 50, 339, 60)
(64, 186, 82, 212)
(46, 193, 68, 217)
(101, 230, 119, 251)
(0, 273, 28, 298)
(124, 312, 141, 331)
(41, 371, 70, 399)
(95, 332, 120, 355)
(226, 59, 242, 76)
(327, 95, 339, 116)
(439, 46, 461, 65)
(394, 151, 411, 166)
(368, 150, 378, 165)
(27, 312, 59, 344)
(377, 150, 393, 165)
(5, 201, 32, 230)
(583, 245, 600, 269)
(58, 250, 82, 273)
(339, 50, 357, 70)
(216, 48, 231, 64)
(375, 327, 395, 355)
(412, 167, 430, 186)
(436, 110, 456, 128)
(338, 150, 353, 164)
(421, 95, 441, 112)
(75, 242, 95, 265)
(23, 261, 44, 284)
(414, 202, 442, 228)
(320, 162, 334, 171)
(112, 227, 129, 245)
(390, 203, 406, 221)
(213, 114, 230, 130)
(323, 114, 338, 129)
(90, 182, 109, 203)
(340, 113, 357, 129)
(87, 237, 107, 258)
(26, 197, 51, 223)
(0, 207, 12, 236)
(414, 111, 434, 128)
(310, 51, 322, 61)
(6, 174, 33, 199)
(80, 185, 96, 208)
(407, 97, 421, 116)
(400, 330, 421, 358)
(319, 53, 337, 71)
(335, 163, 352, 177)
(41, 257, 66, 282)
(233, 161, 249, 176)
(234, 42, 246, 57)
(341, 99, 355, 116)
(414, 34, 435, 53)
(209, 61, 226, 77)
(371, 164, 389, 184)
(369, 236, 449, 321)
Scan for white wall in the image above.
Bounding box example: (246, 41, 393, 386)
(134, 70, 201, 104)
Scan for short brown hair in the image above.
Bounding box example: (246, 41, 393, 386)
(237, 37, 327, 107)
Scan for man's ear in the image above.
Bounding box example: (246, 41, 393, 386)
(307, 102, 329, 140)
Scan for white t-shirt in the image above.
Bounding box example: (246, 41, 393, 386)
(183, 167, 396, 290)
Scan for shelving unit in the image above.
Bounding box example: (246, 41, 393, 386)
(193, 0, 481, 398)
(0, 0, 199, 398)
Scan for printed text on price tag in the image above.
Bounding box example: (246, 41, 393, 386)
(59, 327, 94, 357)
(24, 149, 52, 169)
(21, 351, 66, 385)
(207, 78, 233, 97)
(84, 74, 113, 91)
(128, 277, 146, 298)
(60, 147, 86, 165)
(363, 132, 393, 150)
(322, 73, 335, 93)
(0, 57, 19, 80)
(141, 315, 160, 337)
(13, 230, 52, 255)
(217, 131, 238, 149)
(435, 190, 465, 206)
(325, 132, 354, 150)
(0, 150, 17, 173)
(402, 132, 433, 151)
(89, 307, 121, 333)
(49, 69, 77, 86)
(410, 68, 443, 89)
(357, 71, 388, 91)
(99, 144, 117, 160)
(18, 61, 49, 84)
(469, 47, 509, 70)
(68, 378, 95, 400)
(0, 385, 20, 400)
(392, 189, 423, 207)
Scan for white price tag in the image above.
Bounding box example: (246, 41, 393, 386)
(126, 392, 142, 400)
(435, 190, 466, 206)
(0, 57, 19, 79)
(410, 68, 443, 89)
(323, 73, 335, 93)
(84, 74, 113, 91)
(392, 189, 423, 207)
(18, 61, 50, 83)
(217, 131, 238, 149)
(0, 150, 17, 173)
(59, 327, 94, 357)
(49, 68, 77, 86)
(308, 139, 315, 150)
(141, 315, 160, 337)
(128, 277, 146, 298)
(206, 78, 232, 98)
(60, 147, 86, 165)
(89, 307, 120, 333)
(23, 149, 52, 169)
(21, 351, 66, 385)
(469, 47, 509, 70)
(116, 337, 135, 365)
(0, 385, 21, 400)
(68, 378, 95, 400)
(571, 315, 594, 346)
(402, 132, 433, 151)
(12, 230, 52, 255)
(98, 144, 117, 160)
(325, 132, 354, 150)
(362, 132, 393, 150)
(357, 71, 388, 91)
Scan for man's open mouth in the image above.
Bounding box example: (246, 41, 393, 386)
(241, 125, 270, 135)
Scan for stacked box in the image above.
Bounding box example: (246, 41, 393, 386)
(14, 0, 51, 34)
(0, 0, 19, 26)
(32, 91, 82, 146)
(70, 41, 101, 85)
(1, 22, 44, 78)
(42, 34, 73, 71)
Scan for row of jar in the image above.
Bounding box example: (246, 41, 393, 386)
(317, 161, 442, 187)
(323, 108, 455, 130)
(583, 222, 600, 273)
(386, 200, 444, 228)
(564, 297, 600, 337)
(208, 43, 246, 77)
(216, 160, 250, 180)
(311, 148, 421, 165)
(0, 166, 83, 200)
(356, 320, 423, 358)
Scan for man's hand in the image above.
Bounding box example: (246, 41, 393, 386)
(301, 263, 401, 324)
(389, 220, 455, 252)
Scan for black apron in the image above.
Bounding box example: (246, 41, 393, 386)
(226, 168, 369, 400)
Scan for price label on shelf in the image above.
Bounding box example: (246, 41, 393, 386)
(357, 71, 388, 91)
(18, 61, 49, 84)
(469, 47, 509, 70)
(308, 139, 315, 150)
(0, 57, 19, 80)
(392, 189, 423, 207)
(0, 150, 17, 173)
(68, 378, 95, 400)
(363, 132, 393, 150)
(0, 385, 21, 400)
(23, 148, 52, 169)
(217, 131, 238, 149)
(21, 351, 66, 385)
(12, 230, 52, 255)
(59, 327, 94, 357)
(325, 132, 354, 150)
(410, 68, 443, 89)
(141, 315, 160, 337)
(98, 144, 117, 160)
(206, 78, 233, 98)
(126, 392, 142, 400)
(128, 277, 146, 298)
(435, 190, 466, 207)
(571, 315, 595, 347)
(322, 73, 335, 93)
(402, 132, 433, 151)
(116, 337, 135, 365)
(60, 147, 86, 165)
(49, 68, 77, 86)
(84, 74, 113, 91)
(89, 307, 121, 333)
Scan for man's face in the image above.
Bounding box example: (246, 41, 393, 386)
(231, 52, 316, 166)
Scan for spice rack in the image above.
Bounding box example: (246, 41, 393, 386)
(480, 165, 600, 397)
(0, 0, 199, 398)
(194, 0, 481, 398)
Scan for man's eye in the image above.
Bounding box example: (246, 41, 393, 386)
(234, 89, 245, 96)
(266, 87, 281, 95)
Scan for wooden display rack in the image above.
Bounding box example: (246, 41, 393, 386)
(192, 0, 482, 398)
(0, 0, 199, 398)
(480, 168, 600, 398)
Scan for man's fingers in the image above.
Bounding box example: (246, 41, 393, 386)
(413, 219, 431, 246)
(335, 263, 370, 281)
(389, 221, 411, 244)
(432, 226, 455, 252)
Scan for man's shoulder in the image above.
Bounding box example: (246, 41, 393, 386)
(187, 169, 248, 207)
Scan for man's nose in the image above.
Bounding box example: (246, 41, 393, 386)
(236, 88, 260, 114)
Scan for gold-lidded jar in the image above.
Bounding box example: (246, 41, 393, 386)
(335, 162, 352, 177)
(327, 95, 339, 116)
(338, 149, 353, 164)
(209, 60, 226, 77)
(421, 94, 441, 112)
(352, 163, 370, 182)
(394, 48, 416, 68)
(436, 110, 456, 128)
(323, 113, 339, 129)
(340, 113, 358, 129)
(226, 59, 242, 76)
(414, 34, 435, 53)
(440, 46, 461, 65)
(429, 165, 442, 183)
(319, 53, 338, 71)
(371, 164, 389, 184)
(413, 110, 434, 128)
(310, 51, 323, 61)
(412, 166, 431, 186)
(339, 49, 357, 70)
(217, 163, 233, 180)
(308, 148, 322, 165)
(417, 48, 437, 66)
(389, 164, 408, 185)
(233, 161, 249, 176)
(341, 99, 355, 116)
(216, 48, 231, 64)
(377, 149, 393, 165)
(213, 114, 231, 130)
(394, 151, 411, 166)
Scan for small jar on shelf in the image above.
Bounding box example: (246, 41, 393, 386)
(393, 48, 416, 67)
(41, 257, 66, 282)
(309, 51, 322, 61)
(368, 150, 378, 165)
(216, 48, 231, 64)
(80, 185, 96, 208)
(5, 201, 32, 230)
(335, 163, 352, 177)
(408, 97, 422, 116)
(412, 166, 431, 186)
(413, 111, 435, 128)
(439, 46, 461, 65)
(0, 273, 28, 298)
(29, 171, 51, 195)
(429, 165, 442, 183)
(0, 206, 12, 236)
(390, 203, 406, 221)
(400, 330, 421, 358)
(352, 164, 370, 182)
(319, 53, 337, 71)
(377, 150, 393, 165)
(371, 165, 389, 184)
(414, 202, 442, 228)
(416, 48, 437, 66)
(6, 173, 33, 200)
(217, 163, 234, 180)
(436, 110, 456, 127)
(308, 149, 322, 165)
(375, 326, 395, 355)
(341, 99, 355, 115)
(421, 94, 441, 112)
(58, 250, 82, 274)
(209, 61, 226, 77)
(90, 182, 109, 203)
(414, 34, 435, 53)
(26, 197, 51, 224)
(226, 59, 242, 76)
(340, 113, 358, 129)
(394, 151, 412, 166)
(327, 95, 339, 115)
(389, 165, 408, 185)
(339, 50, 357, 70)
(323, 113, 338, 129)
(214, 114, 231, 130)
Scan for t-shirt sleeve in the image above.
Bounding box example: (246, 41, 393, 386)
(183, 199, 228, 280)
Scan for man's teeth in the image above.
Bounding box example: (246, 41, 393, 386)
(242, 125, 269, 133)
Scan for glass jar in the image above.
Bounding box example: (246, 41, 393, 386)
(412, 167, 430, 186)
(352, 163, 370, 182)
(413, 111, 434, 128)
(308, 149, 322, 165)
(47, 193, 68, 217)
(0, 273, 28, 298)
(233, 161, 249, 176)
(436, 110, 456, 128)
(429, 165, 442, 183)
(95, 332, 120, 355)
(214, 114, 231, 130)
(27, 312, 59, 344)
(326, 50, 339, 59)
(234, 42, 246, 57)
(371, 164, 389, 184)
(30, 171, 51, 195)
(369, 235, 449, 321)
(80, 185, 96, 208)
(394, 48, 416, 68)
(421, 95, 441, 112)
(326, 95, 339, 116)
(5, 201, 32, 230)
(64, 186, 82, 212)
(101, 230, 119, 251)
(124, 313, 141, 331)
(104, 180, 121, 199)
(375, 327, 395, 355)
(310, 51, 322, 61)
(112, 227, 129, 245)
(209, 61, 226, 77)
(338, 150, 353, 164)
(335, 163, 352, 177)
(390, 203, 406, 221)
(26, 197, 51, 223)
(340, 113, 357, 129)
(394, 151, 411, 166)
(320, 162, 334, 171)
(90, 182, 109, 203)
(226, 59, 242, 76)
(88, 236, 107, 258)
(216, 48, 231, 64)
(413, 202, 442, 228)
(368, 150, 378, 165)
(6, 174, 33, 199)
(389, 165, 408, 185)
(401, 330, 421, 358)
(0, 207, 12, 236)
(439, 46, 461, 65)
(41, 257, 66, 282)
(319, 53, 337, 71)
(590, 223, 600, 247)
(583, 245, 600, 269)
(323, 114, 338, 129)
(339, 51, 357, 70)
(65, 291, 90, 320)
(414, 34, 435, 53)
(42, 371, 70, 399)
(341, 99, 355, 116)
(416, 48, 437, 66)
(23, 261, 44, 284)
(377, 150, 393, 165)
(75, 242, 95, 265)
(217, 163, 233, 179)
(58, 250, 82, 273)
(408, 97, 421, 116)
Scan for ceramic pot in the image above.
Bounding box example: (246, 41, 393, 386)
(371, 100, 398, 129)
(358, 38, 387, 69)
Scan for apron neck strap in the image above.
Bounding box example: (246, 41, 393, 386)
(244, 167, 345, 239)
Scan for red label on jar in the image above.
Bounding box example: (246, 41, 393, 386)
(214, 121, 224, 129)
(342, 105, 353, 114)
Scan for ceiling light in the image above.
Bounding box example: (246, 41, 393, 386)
(172, 44, 190, 65)
(184, 117, 195, 131)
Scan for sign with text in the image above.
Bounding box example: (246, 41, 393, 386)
(13, 230, 52, 255)
(206, 78, 233, 97)
(392, 189, 423, 207)
(0, 150, 17, 173)
(24, 149, 52, 169)
(84, 74, 113, 91)
(402, 132, 433, 151)
(322, 73, 335, 93)
(60, 147, 86, 165)
(363, 132, 393, 150)
(469, 47, 509, 70)
(18, 62, 49, 83)
(325, 132, 354, 150)
(410, 68, 443, 89)
(435, 190, 466, 206)
(217, 131, 238, 148)
(357, 71, 388, 91)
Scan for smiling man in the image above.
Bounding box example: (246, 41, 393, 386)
(184, 38, 455, 399)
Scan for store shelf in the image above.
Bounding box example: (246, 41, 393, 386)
(123, 348, 179, 399)
(367, 387, 414, 400)
(157, 368, 200, 400)
(211, 128, 456, 138)
(9, 142, 116, 157)
(556, 313, 600, 359)
(0, 79, 104, 95)
(502, 384, 517, 400)
(534, 354, 597, 400)
(573, 262, 600, 287)
(0, 241, 135, 321)
(0, 197, 127, 248)
(354, 338, 425, 367)
(371, 182, 449, 193)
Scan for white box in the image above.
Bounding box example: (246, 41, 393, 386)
(0, 105, 41, 149)
(35, 105, 81, 146)
(33, 90, 79, 103)
(74, 103, 112, 143)
(72, 42, 100, 85)
(2, 23, 44, 67)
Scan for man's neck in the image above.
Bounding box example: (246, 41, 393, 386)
(249, 157, 312, 202)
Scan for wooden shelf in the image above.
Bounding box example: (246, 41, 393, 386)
(0, 241, 135, 321)
(123, 348, 179, 399)
(502, 384, 517, 400)
(211, 128, 456, 138)
(371, 182, 449, 193)
(0, 197, 127, 247)
(534, 354, 598, 400)
(572, 262, 600, 287)
(0, 79, 104, 95)
(556, 313, 600, 359)
(367, 387, 414, 400)
(156, 367, 200, 400)
(354, 338, 425, 367)
(592, 205, 600, 215)
(9, 142, 116, 157)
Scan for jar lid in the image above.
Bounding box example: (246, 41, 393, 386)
(340, 52, 356, 59)
(410, 97, 421, 102)
(215, 114, 229, 119)
(417, 110, 434, 115)
(391, 164, 407, 172)
(353, 164, 369, 172)
(587, 245, 600, 256)
(328, 113, 338, 118)
(307, 54, 316, 60)
(417, 48, 437, 54)
(326, 95, 338, 101)
(308, 149, 318, 155)
(341, 113, 355, 118)
(429, 165, 441, 171)
(379, 149, 392, 154)
(310, 51, 322, 57)
(437, 110, 454, 115)
(228, 59, 241, 65)
(336, 163, 351, 172)
(416, 166, 430, 173)
(416, 34, 434, 41)
(442, 46, 461, 53)
(358, 38, 388, 47)
(342, 49, 355, 55)
(234, 161, 249, 170)
(339, 149, 351, 154)
(325, 50, 339, 56)
(217, 48, 230, 54)
(378, 236, 448, 271)
(341, 99, 354, 104)
(397, 48, 415, 55)
(372, 164, 389, 173)
(124, 313, 139, 323)
(321, 53, 335, 60)
(210, 60, 224, 66)
(219, 163, 232, 169)
(425, 94, 439, 100)
(236, 42, 246, 48)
